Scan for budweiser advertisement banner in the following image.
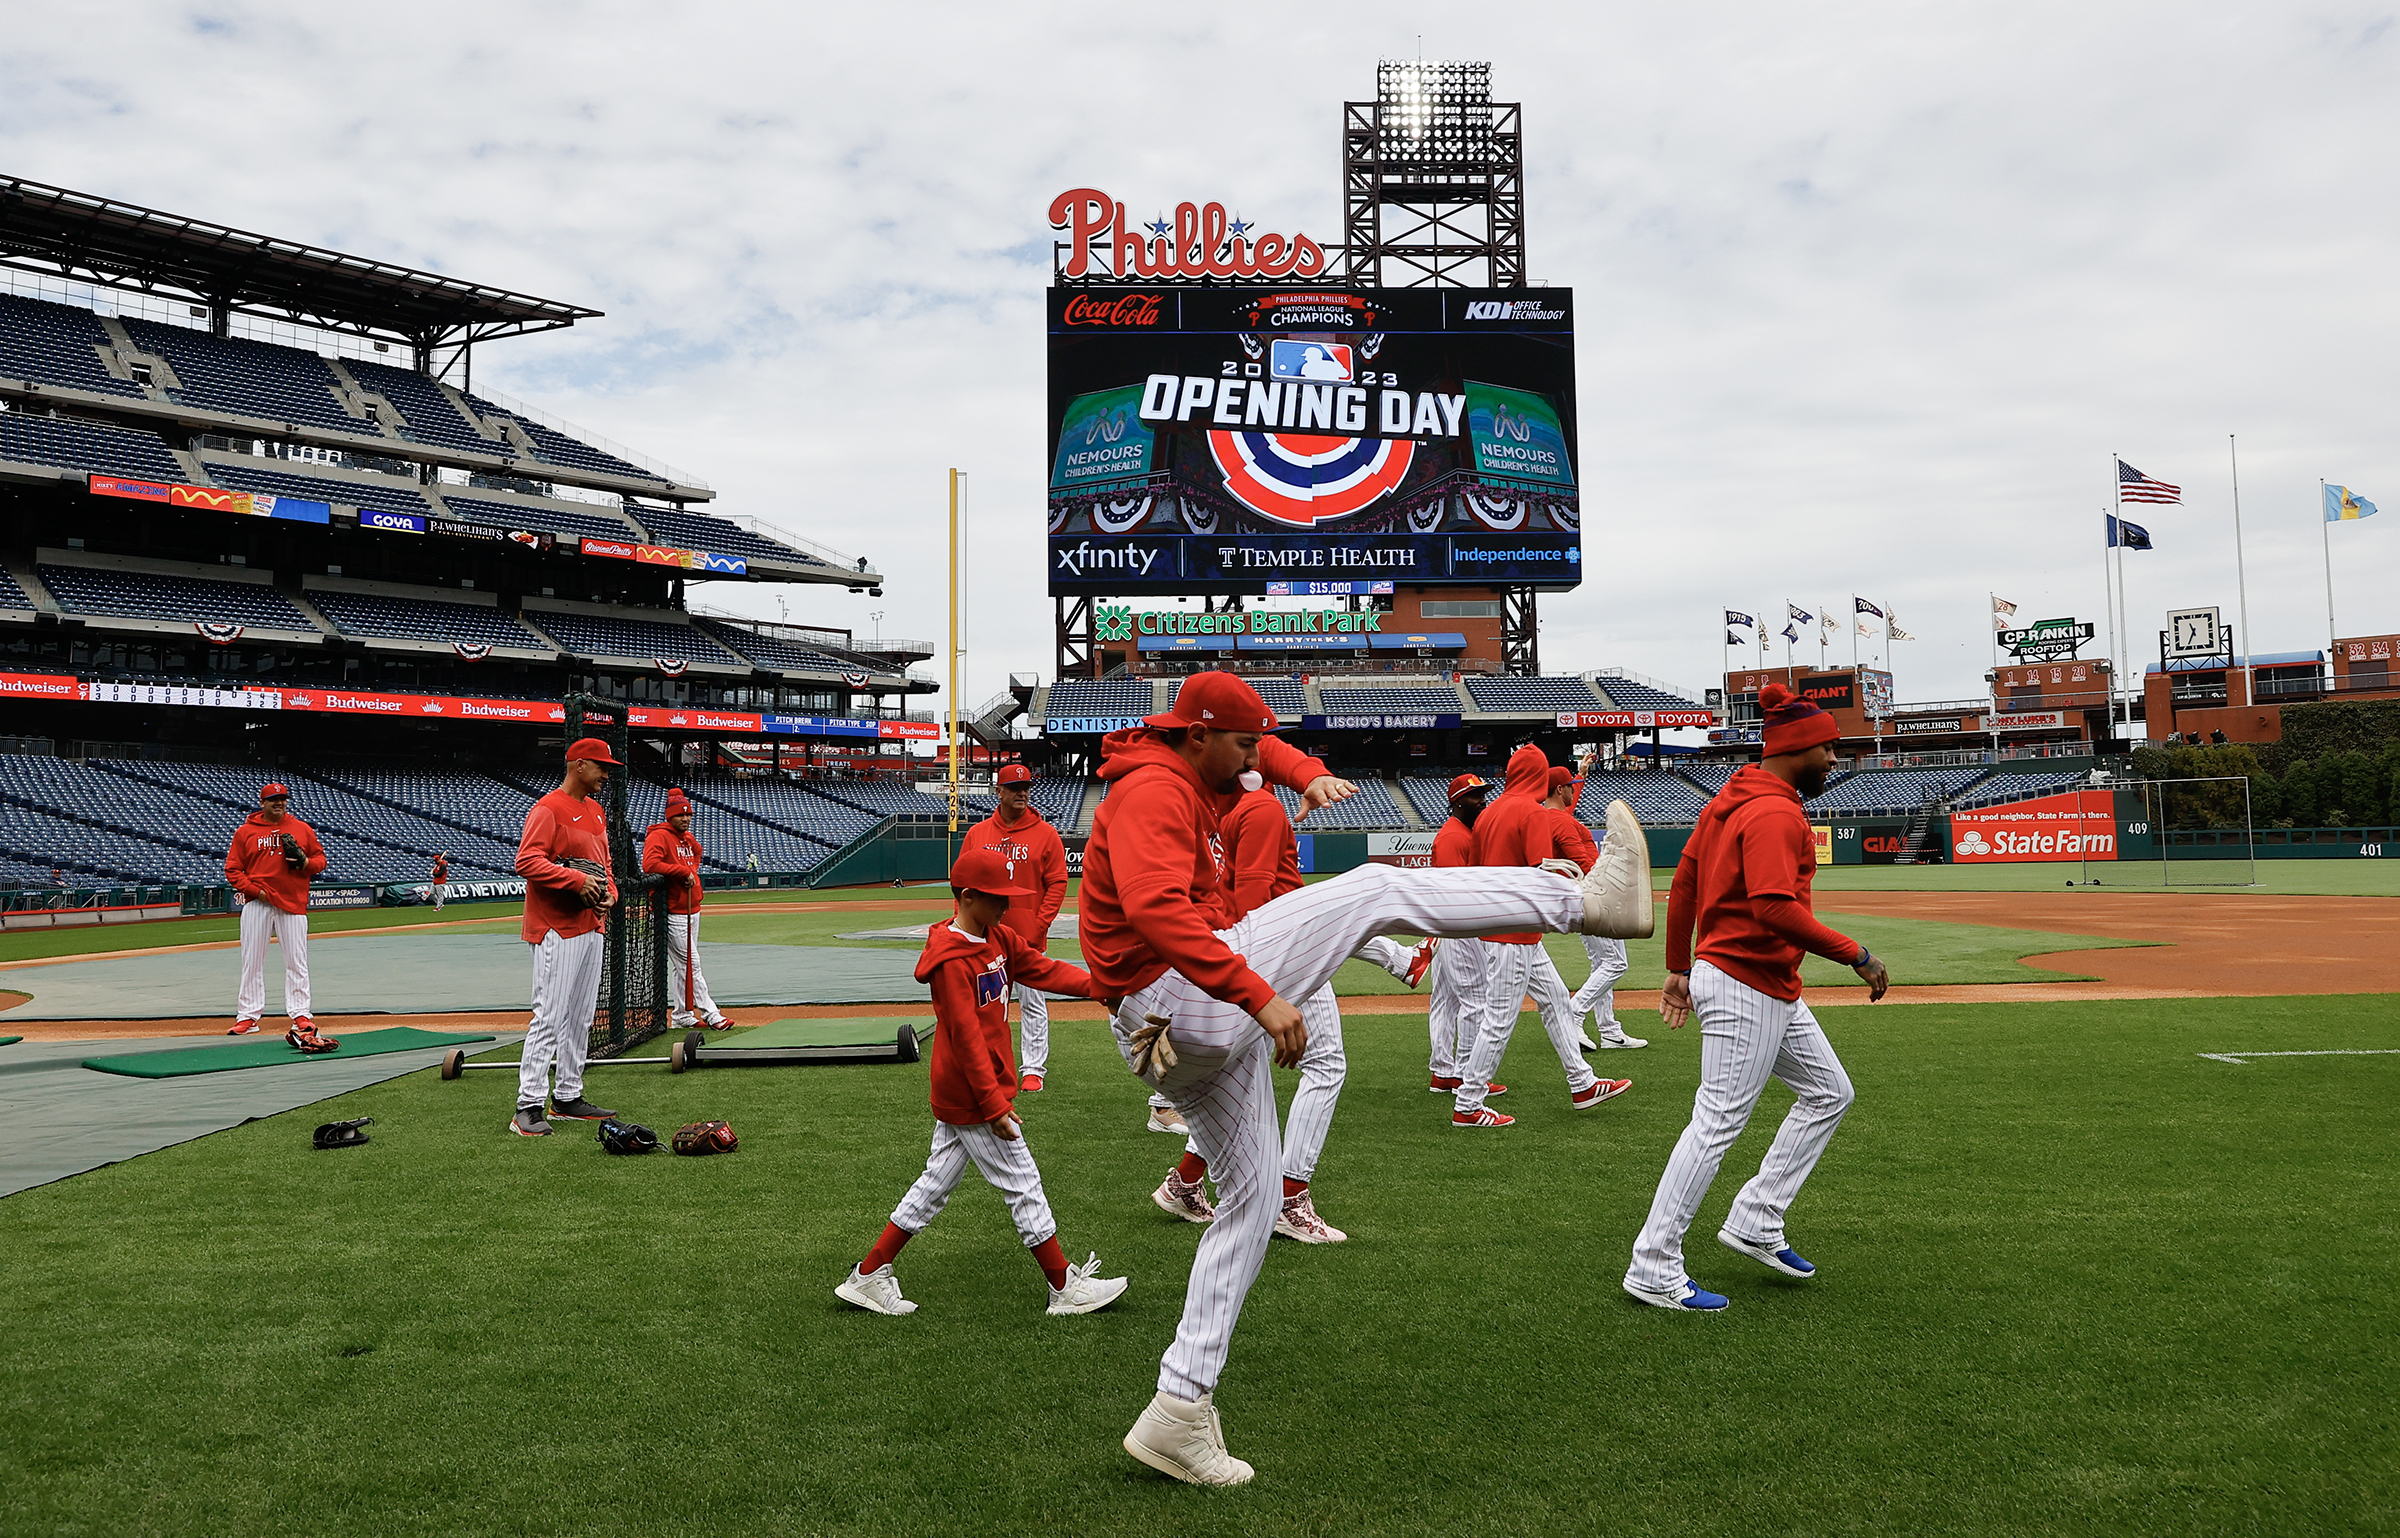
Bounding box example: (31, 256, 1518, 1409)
(1949, 791, 2116, 863)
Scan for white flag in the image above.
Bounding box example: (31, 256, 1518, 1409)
(1992, 596, 2017, 617)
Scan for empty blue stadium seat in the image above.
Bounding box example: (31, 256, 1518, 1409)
(524, 611, 742, 665)
(1592, 679, 1705, 712)
(1463, 676, 1600, 712)
(694, 620, 853, 674)
(1028, 777, 1084, 826)
(0, 294, 146, 399)
(437, 495, 639, 542)
(1267, 780, 1406, 829)
(1046, 679, 1154, 727)
(308, 589, 546, 648)
(458, 392, 661, 483)
(1577, 771, 1708, 824)
(38, 564, 314, 630)
(632, 506, 826, 568)
(1950, 771, 2085, 808)
(0, 567, 31, 611)
(1317, 686, 1464, 713)
(120, 317, 359, 432)
(1175, 675, 1306, 716)
(205, 460, 434, 516)
(1805, 768, 1993, 815)
(342, 358, 504, 456)
(0, 411, 184, 482)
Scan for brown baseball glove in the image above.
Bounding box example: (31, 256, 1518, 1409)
(671, 1119, 738, 1156)
(562, 857, 609, 907)
(279, 831, 305, 868)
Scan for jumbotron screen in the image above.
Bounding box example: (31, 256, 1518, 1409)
(1047, 287, 1579, 595)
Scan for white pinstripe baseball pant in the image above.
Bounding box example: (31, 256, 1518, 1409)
(520, 928, 603, 1108)
(1111, 862, 1584, 1400)
(1016, 984, 1051, 1075)
(1281, 983, 1345, 1183)
(889, 1118, 1059, 1248)
(1626, 960, 1855, 1293)
(1570, 935, 1631, 1036)
(234, 900, 311, 1021)
(1455, 942, 1598, 1113)
(1427, 935, 1493, 1080)
(665, 912, 723, 1027)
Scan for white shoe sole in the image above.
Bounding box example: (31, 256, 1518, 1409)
(1152, 1186, 1214, 1224)
(1580, 800, 1656, 938)
(1576, 1036, 1600, 1051)
(1146, 1116, 1186, 1134)
(1622, 1279, 1726, 1311)
(834, 1278, 918, 1316)
(1718, 1227, 1814, 1278)
(1048, 1277, 1129, 1315)
(1572, 1081, 1632, 1111)
(1596, 1037, 1648, 1049)
(1273, 1216, 1349, 1244)
(1123, 1426, 1256, 1486)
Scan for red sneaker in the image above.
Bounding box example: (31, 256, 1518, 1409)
(1020, 1072, 1045, 1093)
(1403, 938, 1439, 988)
(1487, 1081, 1509, 1097)
(1428, 1074, 1463, 1093)
(1451, 1106, 1515, 1129)
(227, 1019, 260, 1036)
(1572, 1078, 1632, 1110)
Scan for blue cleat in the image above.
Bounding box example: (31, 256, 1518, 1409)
(1623, 1277, 1730, 1311)
(1717, 1228, 1816, 1278)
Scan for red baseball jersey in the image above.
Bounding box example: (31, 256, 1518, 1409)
(225, 813, 325, 914)
(516, 789, 615, 943)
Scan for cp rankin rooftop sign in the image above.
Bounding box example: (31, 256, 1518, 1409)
(1050, 188, 1329, 281)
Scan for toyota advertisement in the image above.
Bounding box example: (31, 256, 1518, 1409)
(1047, 286, 1580, 595)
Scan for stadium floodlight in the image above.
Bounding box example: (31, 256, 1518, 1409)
(1375, 59, 1493, 166)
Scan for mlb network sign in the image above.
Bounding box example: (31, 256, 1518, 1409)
(1950, 791, 2116, 863)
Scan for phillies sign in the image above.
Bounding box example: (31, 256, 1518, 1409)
(1050, 188, 1328, 281)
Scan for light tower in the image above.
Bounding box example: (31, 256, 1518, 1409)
(1342, 61, 1525, 289)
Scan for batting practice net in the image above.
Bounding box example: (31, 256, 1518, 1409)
(566, 694, 670, 1058)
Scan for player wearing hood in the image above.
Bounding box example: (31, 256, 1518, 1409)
(960, 764, 1069, 1090)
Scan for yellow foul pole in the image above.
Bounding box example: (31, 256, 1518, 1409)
(947, 469, 961, 857)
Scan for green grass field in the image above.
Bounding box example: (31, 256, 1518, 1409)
(5, 992, 2396, 1535)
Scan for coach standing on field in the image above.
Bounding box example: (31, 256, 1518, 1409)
(510, 738, 623, 1137)
(224, 782, 328, 1048)
(1624, 682, 1889, 1312)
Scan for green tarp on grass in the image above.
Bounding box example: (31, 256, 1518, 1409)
(84, 1028, 495, 1080)
(0, 1036, 20, 1048)
(714, 1017, 933, 1051)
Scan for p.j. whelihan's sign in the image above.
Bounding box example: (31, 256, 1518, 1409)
(1050, 188, 1329, 281)
(1095, 605, 1380, 642)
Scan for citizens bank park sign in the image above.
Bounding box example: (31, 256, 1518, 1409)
(1556, 708, 1718, 730)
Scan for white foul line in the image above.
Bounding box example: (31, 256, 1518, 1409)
(2198, 1049, 2400, 1065)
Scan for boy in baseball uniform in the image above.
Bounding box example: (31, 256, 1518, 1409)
(959, 764, 1069, 1090)
(223, 782, 330, 1050)
(836, 846, 1126, 1318)
(1625, 683, 1889, 1311)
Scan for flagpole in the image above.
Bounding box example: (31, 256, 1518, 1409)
(2320, 481, 2338, 661)
(2115, 530, 2133, 740)
(2098, 514, 2118, 740)
(2112, 454, 2125, 735)
(2229, 435, 2254, 710)
(1850, 597, 1859, 675)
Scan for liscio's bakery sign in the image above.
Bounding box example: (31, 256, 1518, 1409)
(1050, 188, 1330, 280)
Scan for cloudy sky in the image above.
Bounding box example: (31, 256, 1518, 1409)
(7, 3, 2397, 714)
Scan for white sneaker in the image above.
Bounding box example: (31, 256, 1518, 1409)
(1577, 799, 1655, 939)
(1274, 1189, 1348, 1243)
(834, 1263, 917, 1316)
(1575, 1025, 1601, 1051)
(1147, 1104, 1189, 1135)
(1152, 1173, 1216, 1223)
(1046, 1251, 1129, 1315)
(1596, 1031, 1649, 1049)
(1124, 1390, 1256, 1486)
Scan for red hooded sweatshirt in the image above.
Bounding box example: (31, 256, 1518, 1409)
(1468, 745, 1560, 945)
(1221, 788, 1300, 920)
(915, 918, 1095, 1125)
(1079, 730, 1330, 1014)
(1548, 803, 1598, 873)
(960, 805, 1069, 942)
(1666, 765, 1863, 1000)
(225, 813, 326, 914)
(641, 823, 705, 915)
(1433, 812, 1476, 869)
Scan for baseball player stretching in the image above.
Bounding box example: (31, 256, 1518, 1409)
(1451, 746, 1630, 1128)
(836, 846, 1126, 1318)
(1084, 673, 1654, 1485)
(1148, 784, 1434, 1245)
(960, 764, 1068, 1091)
(1562, 758, 1645, 1050)
(1625, 684, 1889, 1311)
(643, 789, 729, 1030)
(509, 737, 624, 1137)
(223, 782, 331, 1051)
(1425, 774, 1492, 1094)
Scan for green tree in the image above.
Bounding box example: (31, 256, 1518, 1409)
(2283, 760, 2322, 827)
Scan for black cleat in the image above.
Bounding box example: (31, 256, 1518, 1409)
(548, 1096, 616, 1121)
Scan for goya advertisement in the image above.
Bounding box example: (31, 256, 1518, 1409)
(1047, 286, 1579, 594)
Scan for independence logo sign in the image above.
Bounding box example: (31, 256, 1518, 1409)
(1464, 380, 1574, 489)
(1051, 386, 1155, 491)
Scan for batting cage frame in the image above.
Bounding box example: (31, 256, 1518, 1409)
(566, 693, 672, 1058)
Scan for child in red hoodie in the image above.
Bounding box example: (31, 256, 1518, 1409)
(836, 846, 1129, 1319)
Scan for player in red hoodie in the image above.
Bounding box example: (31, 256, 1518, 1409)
(835, 846, 1127, 1319)
(643, 789, 728, 1030)
(1450, 745, 1628, 1126)
(1624, 683, 1890, 1312)
(959, 764, 1068, 1090)
(223, 782, 330, 1049)
(1096, 672, 1655, 1487)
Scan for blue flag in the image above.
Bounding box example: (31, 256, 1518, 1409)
(2107, 514, 2152, 550)
(1724, 609, 1755, 628)
(2325, 485, 2379, 522)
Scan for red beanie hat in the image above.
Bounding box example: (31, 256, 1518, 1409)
(664, 788, 693, 815)
(1759, 682, 1840, 756)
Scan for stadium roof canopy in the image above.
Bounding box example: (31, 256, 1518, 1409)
(0, 175, 600, 351)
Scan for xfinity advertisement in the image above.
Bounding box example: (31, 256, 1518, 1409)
(1047, 286, 1580, 594)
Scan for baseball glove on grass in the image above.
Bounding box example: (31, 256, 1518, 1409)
(671, 1120, 738, 1156)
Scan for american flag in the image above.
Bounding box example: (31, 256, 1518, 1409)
(2118, 459, 2181, 504)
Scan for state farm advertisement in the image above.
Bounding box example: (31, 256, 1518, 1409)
(1949, 791, 2116, 863)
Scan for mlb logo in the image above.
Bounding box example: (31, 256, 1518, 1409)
(1270, 339, 1352, 384)
(974, 965, 1008, 1008)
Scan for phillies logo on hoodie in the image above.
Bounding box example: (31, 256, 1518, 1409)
(973, 954, 1009, 1008)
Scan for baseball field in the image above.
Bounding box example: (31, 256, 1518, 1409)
(5, 866, 2397, 1535)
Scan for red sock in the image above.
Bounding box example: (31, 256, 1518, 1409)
(1283, 1177, 1308, 1199)
(859, 1222, 912, 1274)
(1031, 1235, 1068, 1290)
(1174, 1151, 1209, 1184)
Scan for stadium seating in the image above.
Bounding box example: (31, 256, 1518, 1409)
(0, 566, 32, 611)
(1046, 679, 1155, 724)
(818, 778, 998, 821)
(1805, 767, 1994, 815)
(0, 755, 226, 884)
(694, 620, 853, 674)
(438, 494, 641, 542)
(1592, 679, 1704, 711)
(664, 774, 879, 850)
(112, 759, 520, 880)
(204, 460, 436, 516)
(0, 294, 146, 399)
(119, 317, 358, 432)
(1577, 771, 1709, 824)
(1678, 764, 1738, 793)
(1316, 686, 1465, 713)
(307, 764, 532, 844)
(1176, 675, 1307, 717)
(0, 411, 185, 482)
(1268, 779, 1406, 829)
(307, 588, 547, 649)
(38, 563, 316, 631)
(1399, 776, 1459, 825)
(1951, 770, 2085, 808)
(342, 358, 504, 457)
(1463, 676, 1600, 712)
(632, 505, 824, 568)
(458, 392, 660, 483)
(524, 610, 744, 666)
(1027, 777, 1084, 826)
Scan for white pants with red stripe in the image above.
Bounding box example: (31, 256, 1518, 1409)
(1455, 941, 1597, 1113)
(665, 912, 723, 1027)
(1570, 935, 1632, 1037)
(1427, 935, 1492, 1080)
(234, 900, 311, 1022)
(520, 929, 603, 1109)
(1110, 861, 1584, 1400)
(1626, 960, 1855, 1293)
(890, 1118, 1058, 1249)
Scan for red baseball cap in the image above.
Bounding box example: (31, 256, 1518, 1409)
(566, 736, 622, 765)
(258, 783, 290, 800)
(1446, 773, 1490, 801)
(1547, 766, 1585, 795)
(995, 764, 1034, 785)
(950, 845, 1033, 896)
(1145, 671, 1280, 732)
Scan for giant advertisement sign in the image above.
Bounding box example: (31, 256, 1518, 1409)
(1949, 791, 2117, 863)
(1047, 286, 1579, 594)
